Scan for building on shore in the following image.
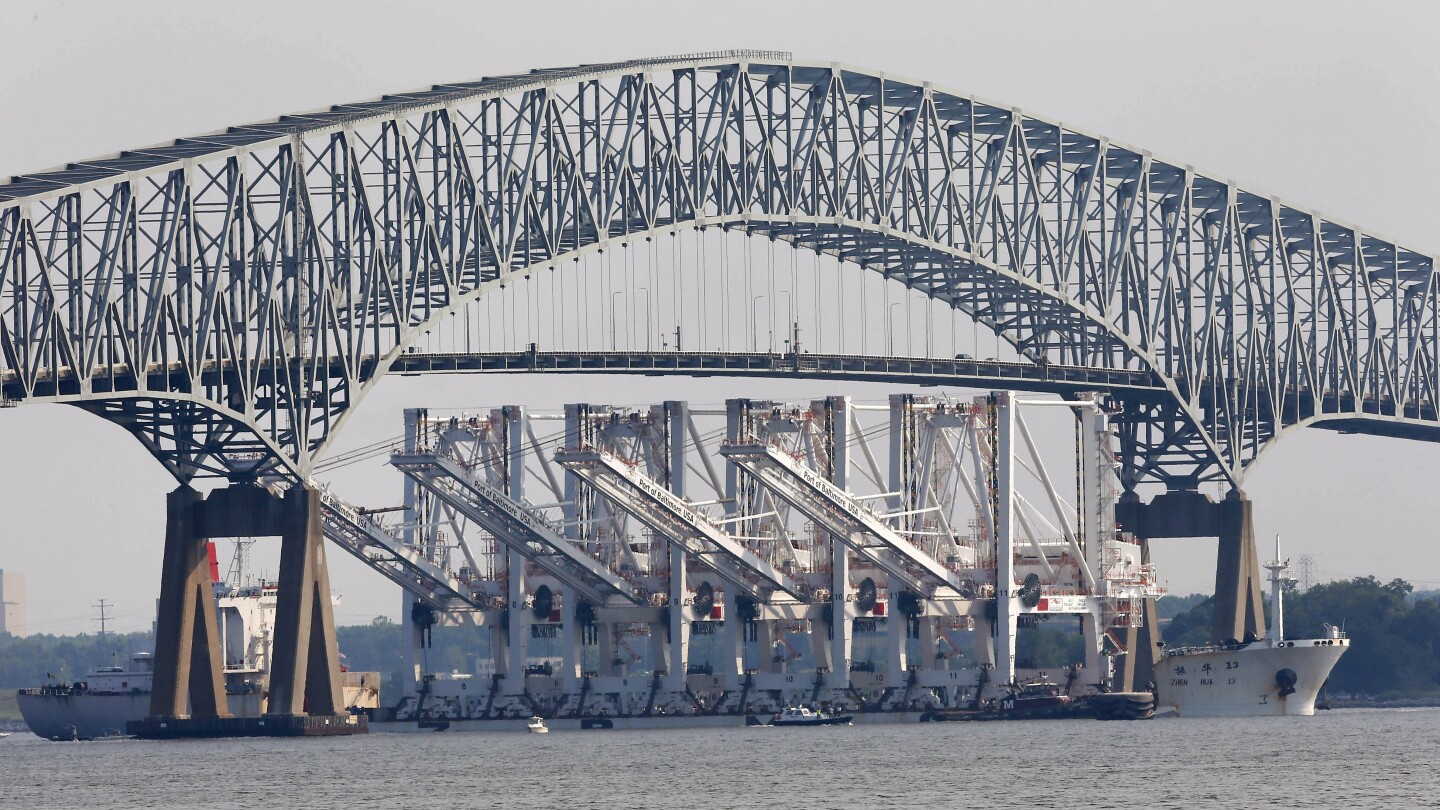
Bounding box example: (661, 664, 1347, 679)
(0, 570, 26, 636)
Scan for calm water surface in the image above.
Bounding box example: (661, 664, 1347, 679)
(1, 708, 1436, 809)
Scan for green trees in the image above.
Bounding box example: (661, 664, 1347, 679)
(333, 620, 492, 687)
(1014, 621, 1087, 670)
(0, 631, 149, 688)
(1282, 576, 1438, 697)
(1159, 596, 1215, 649)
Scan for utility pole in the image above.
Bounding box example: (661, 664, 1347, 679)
(93, 599, 111, 639)
(1296, 555, 1317, 592)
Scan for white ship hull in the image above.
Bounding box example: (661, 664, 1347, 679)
(1156, 637, 1347, 717)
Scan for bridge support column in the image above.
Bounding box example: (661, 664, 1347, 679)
(1114, 599, 1161, 690)
(267, 486, 346, 717)
(149, 486, 228, 719)
(1115, 488, 1266, 690)
(150, 483, 348, 722)
(1216, 490, 1266, 644)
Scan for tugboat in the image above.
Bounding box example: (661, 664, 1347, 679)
(769, 706, 853, 726)
(996, 680, 1072, 716)
(1155, 538, 1348, 717)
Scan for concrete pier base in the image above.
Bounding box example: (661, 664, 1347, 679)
(129, 714, 367, 739)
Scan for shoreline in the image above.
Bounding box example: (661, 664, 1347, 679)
(1328, 697, 1440, 710)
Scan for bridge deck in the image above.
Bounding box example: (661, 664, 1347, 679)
(7, 350, 1440, 446)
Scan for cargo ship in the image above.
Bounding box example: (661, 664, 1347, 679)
(1155, 539, 1347, 717)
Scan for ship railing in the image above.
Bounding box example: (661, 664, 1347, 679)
(1161, 641, 1250, 657)
(17, 685, 81, 696)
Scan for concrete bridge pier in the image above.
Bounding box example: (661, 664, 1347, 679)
(1213, 491, 1267, 644)
(148, 486, 228, 720)
(1115, 489, 1266, 690)
(147, 484, 349, 724)
(266, 486, 347, 718)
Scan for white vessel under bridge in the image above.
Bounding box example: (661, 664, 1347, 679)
(1156, 538, 1348, 717)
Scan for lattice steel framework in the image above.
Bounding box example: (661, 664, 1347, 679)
(2, 50, 1436, 487)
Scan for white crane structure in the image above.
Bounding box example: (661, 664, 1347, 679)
(365, 391, 1161, 722)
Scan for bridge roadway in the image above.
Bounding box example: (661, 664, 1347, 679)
(6, 350, 1437, 444)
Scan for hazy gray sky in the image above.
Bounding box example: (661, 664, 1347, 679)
(3, 0, 1440, 634)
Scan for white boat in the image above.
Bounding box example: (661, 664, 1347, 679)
(1156, 538, 1348, 717)
(16, 542, 379, 740)
(0, 732, 11, 739)
(526, 716, 549, 733)
(769, 706, 853, 727)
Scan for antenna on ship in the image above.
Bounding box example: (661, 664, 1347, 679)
(225, 538, 256, 588)
(1262, 534, 1289, 643)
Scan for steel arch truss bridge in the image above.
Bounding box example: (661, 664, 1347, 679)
(2, 50, 1437, 486)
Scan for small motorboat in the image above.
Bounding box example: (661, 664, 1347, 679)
(526, 716, 549, 734)
(0, 732, 11, 739)
(769, 706, 853, 727)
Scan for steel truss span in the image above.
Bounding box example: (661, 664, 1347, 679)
(2, 50, 1436, 486)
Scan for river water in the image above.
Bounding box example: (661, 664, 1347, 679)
(1, 708, 1436, 809)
